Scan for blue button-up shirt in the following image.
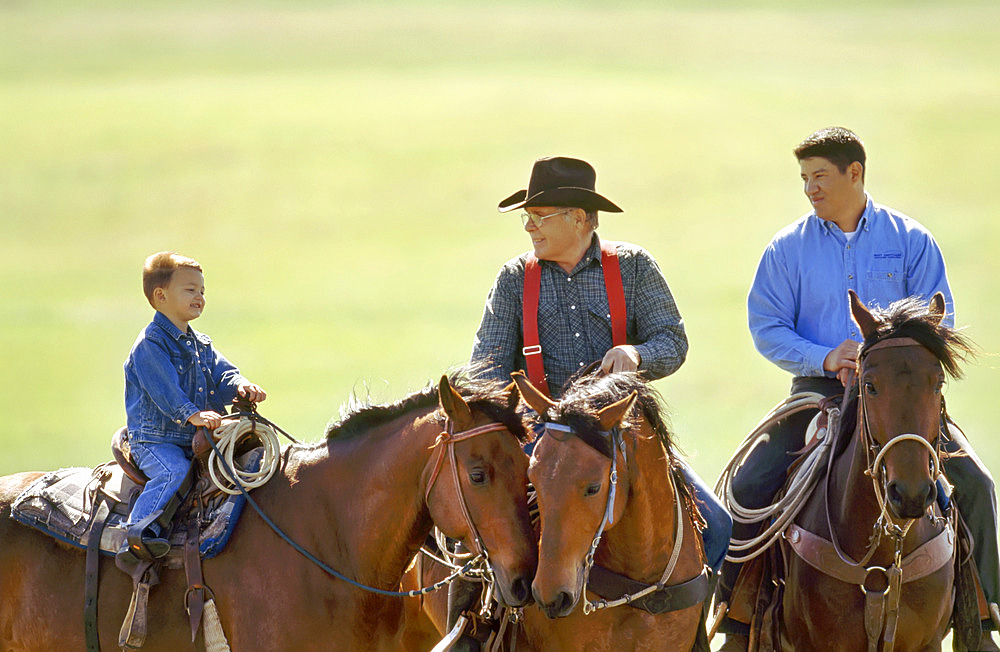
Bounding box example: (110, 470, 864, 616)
(748, 195, 953, 378)
(471, 235, 688, 397)
(124, 311, 245, 445)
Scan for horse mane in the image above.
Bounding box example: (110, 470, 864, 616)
(550, 371, 677, 460)
(324, 367, 529, 443)
(858, 295, 975, 379)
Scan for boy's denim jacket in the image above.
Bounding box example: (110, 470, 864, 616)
(124, 311, 245, 446)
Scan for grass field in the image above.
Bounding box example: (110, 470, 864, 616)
(2, 1, 998, 501)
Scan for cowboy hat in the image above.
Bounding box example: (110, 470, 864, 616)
(497, 157, 623, 213)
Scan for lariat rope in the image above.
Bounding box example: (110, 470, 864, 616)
(715, 392, 833, 564)
(207, 417, 281, 495)
(202, 411, 495, 598)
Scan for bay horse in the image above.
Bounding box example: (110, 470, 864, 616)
(512, 370, 710, 651)
(773, 291, 972, 651)
(0, 374, 537, 651)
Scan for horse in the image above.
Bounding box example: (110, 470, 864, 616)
(511, 370, 711, 651)
(770, 291, 972, 651)
(0, 373, 538, 651)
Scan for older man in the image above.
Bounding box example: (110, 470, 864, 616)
(455, 157, 730, 648)
(471, 156, 689, 395)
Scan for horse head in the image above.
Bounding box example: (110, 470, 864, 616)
(849, 289, 965, 521)
(513, 371, 638, 618)
(422, 375, 537, 608)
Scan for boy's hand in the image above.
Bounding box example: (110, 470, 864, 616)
(237, 382, 267, 404)
(188, 411, 223, 430)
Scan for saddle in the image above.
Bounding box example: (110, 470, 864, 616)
(11, 425, 266, 651)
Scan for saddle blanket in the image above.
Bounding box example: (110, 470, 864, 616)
(10, 450, 261, 564)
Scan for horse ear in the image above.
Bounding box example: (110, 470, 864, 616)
(928, 292, 947, 325)
(596, 391, 637, 431)
(511, 371, 556, 416)
(501, 381, 519, 413)
(438, 375, 474, 430)
(849, 289, 879, 339)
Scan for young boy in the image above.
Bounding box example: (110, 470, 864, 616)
(117, 252, 266, 566)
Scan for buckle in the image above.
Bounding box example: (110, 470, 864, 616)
(522, 345, 542, 356)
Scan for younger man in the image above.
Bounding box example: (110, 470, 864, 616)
(117, 252, 266, 565)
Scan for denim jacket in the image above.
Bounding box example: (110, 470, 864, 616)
(124, 311, 245, 445)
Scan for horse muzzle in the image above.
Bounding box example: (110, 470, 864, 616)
(885, 477, 937, 520)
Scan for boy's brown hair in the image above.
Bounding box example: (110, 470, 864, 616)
(142, 252, 202, 309)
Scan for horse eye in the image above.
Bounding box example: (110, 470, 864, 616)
(468, 469, 487, 486)
(584, 482, 602, 497)
(864, 381, 877, 396)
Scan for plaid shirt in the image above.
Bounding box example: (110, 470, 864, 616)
(471, 235, 688, 397)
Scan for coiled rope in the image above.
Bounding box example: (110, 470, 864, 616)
(714, 392, 837, 564)
(207, 417, 281, 495)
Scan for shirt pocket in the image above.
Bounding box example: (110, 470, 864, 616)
(865, 269, 906, 304)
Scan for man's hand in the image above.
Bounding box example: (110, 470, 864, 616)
(823, 339, 860, 387)
(600, 345, 642, 374)
(188, 410, 223, 430)
(237, 382, 267, 403)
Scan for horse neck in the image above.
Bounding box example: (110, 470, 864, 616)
(825, 418, 890, 558)
(280, 408, 441, 587)
(596, 428, 691, 584)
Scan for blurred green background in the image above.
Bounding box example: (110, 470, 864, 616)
(2, 0, 998, 496)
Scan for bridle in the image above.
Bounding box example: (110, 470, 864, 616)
(425, 419, 514, 559)
(856, 337, 946, 542)
(540, 421, 687, 615)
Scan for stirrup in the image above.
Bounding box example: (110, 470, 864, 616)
(430, 615, 469, 652)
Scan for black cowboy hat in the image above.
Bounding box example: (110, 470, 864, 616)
(497, 156, 623, 213)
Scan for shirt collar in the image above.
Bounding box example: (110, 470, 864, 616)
(814, 193, 875, 235)
(537, 232, 603, 276)
(152, 311, 210, 345)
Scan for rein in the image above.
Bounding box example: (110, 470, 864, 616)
(205, 411, 504, 599)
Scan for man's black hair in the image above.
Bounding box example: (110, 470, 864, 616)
(794, 126, 866, 181)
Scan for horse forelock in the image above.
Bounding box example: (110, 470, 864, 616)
(551, 372, 676, 457)
(860, 296, 974, 379)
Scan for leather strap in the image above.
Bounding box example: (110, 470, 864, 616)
(784, 522, 954, 586)
(85, 497, 111, 652)
(521, 239, 627, 397)
(184, 511, 205, 642)
(586, 565, 710, 615)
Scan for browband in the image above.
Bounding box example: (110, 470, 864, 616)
(544, 422, 616, 459)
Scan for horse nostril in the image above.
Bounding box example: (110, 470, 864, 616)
(510, 577, 531, 605)
(553, 591, 573, 616)
(923, 481, 937, 509)
(886, 481, 903, 508)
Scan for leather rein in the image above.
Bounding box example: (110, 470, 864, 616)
(786, 337, 955, 652)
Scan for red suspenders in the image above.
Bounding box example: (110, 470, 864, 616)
(522, 240, 627, 396)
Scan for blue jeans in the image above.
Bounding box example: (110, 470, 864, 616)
(126, 441, 192, 530)
(678, 459, 732, 573)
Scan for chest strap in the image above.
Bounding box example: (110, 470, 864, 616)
(587, 564, 710, 615)
(522, 239, 627, 396)
(784, 522, 954, 586)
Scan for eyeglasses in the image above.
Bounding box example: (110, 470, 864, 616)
(519, 208, 574, 227)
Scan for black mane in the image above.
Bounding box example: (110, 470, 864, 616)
(547, 371, 677, 458)
(859, 296, 975, 379)
(324, 369, 529, 443)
